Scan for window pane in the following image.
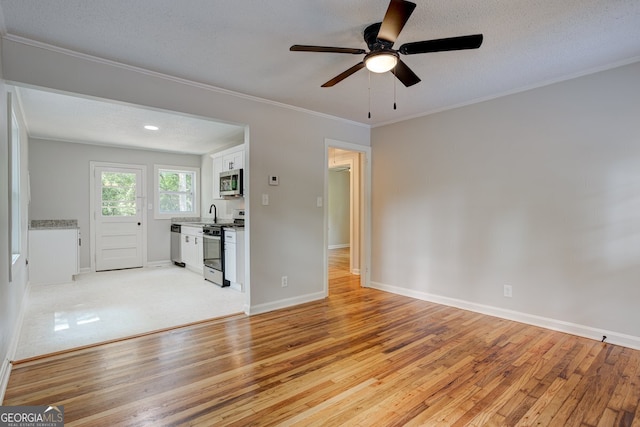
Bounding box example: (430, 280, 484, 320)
(159, 193, 194, 213)
(101, 171, 137, 217)
(158, 169, 196, 215)
(160, 170, 194, 192)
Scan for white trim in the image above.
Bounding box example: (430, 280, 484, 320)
(2, 34, 370, 130)
(6, 282, 30, 362)
(370, 281, 640, 351)
(147, 260, 173, 268)
(0, 359, 10, 404)
(328, 244, 350, 250)
(1, 281, 31, 403)
(324, 140, 372, 294)
(247, 292, 326, 316)
(89, 161, 148, 272)
(153, 164, 200, 220)
(373, 56, 640, 128)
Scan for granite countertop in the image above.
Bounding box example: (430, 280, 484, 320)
(30, 219, 79, 230)
(172, 217, 236, 226)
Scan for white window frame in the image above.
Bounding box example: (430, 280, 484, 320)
(9, 104, 21, 269)
(154, 165, 200, 219)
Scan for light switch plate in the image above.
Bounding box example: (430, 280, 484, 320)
(262, 194, 269, 206)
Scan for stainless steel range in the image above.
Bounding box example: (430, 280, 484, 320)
(202, 209, 245, 286)
(203, 225, 224, 286)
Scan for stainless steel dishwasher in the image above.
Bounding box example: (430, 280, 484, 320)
(171, 224, 185, 266)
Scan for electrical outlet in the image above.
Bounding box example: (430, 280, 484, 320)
(281, 276, 288, 287)
(504, 285, 513, 298)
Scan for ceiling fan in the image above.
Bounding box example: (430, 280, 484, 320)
(290, 0, 483, 88)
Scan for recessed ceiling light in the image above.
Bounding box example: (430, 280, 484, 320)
(144, 125, 159, 131)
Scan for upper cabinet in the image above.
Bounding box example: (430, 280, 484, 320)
(222, 149, 243, 171)
(211, 144, 245, 199)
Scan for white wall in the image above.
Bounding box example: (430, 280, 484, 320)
(371, 62, 640, 347)
(28, 138, 202, 267)
(1, 37, 370, 312)
(0, 66, 30, 396)
(328, 170, 350, 247)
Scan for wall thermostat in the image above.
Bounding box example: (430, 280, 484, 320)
(269, 175, 279, 186)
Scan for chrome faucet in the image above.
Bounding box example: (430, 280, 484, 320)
(209, 203, 217, 223)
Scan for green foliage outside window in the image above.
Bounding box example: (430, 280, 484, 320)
(101, 172, 137, 216)
(159, 169, 195, 214)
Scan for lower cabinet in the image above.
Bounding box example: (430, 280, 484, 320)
(29, 228, 80, 285)
(224, 228, 245, 290)
(181, 226, 203, 274)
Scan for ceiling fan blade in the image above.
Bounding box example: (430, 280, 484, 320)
(391, 59, 421, 87)
(290, 45, 366, 55)
(321, 62, 366, 87)
(399, 34, 483, 55)
(377, 0, 417, 45)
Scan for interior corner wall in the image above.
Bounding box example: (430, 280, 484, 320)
(371, 61, 640, 342)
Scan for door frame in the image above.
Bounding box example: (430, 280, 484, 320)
(324, 139, 372, 293)
(89, 161, 148, 272)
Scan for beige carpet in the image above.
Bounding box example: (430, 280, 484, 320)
(14, 265, 245, 360)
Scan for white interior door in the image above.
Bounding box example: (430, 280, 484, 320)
(94, 165, 144, 271)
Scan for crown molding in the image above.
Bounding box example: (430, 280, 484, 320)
(2, 34, 370, 130)
(373, 56, 640, 129)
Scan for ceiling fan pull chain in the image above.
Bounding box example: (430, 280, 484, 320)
(368, 70, 372, 119)
(393, 65, 397, 110)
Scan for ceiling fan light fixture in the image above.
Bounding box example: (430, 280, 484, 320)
(364, 50, 399, 73)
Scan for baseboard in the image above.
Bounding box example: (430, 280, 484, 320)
(247, 291, 326, 316)
(1, 281, 31, 403)
(328, 244, 350, 249)
(0, 358, 10, 404)
(369, 281, 640, 351)
(147, 260, 173, 268)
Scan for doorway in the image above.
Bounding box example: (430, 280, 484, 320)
(90, 162, 147, 272)
(325, 140, 371, 294)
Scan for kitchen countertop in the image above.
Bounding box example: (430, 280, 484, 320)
(30, 219, 79, 230)
(176, 222, 244, 229)
(172, 218, 242, 227)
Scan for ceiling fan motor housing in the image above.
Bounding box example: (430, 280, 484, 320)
(364, 22, 394, 51)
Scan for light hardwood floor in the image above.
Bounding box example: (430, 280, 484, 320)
(4, 248, 640, 426)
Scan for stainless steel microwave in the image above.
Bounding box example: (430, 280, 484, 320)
(219, 169, 243, 197)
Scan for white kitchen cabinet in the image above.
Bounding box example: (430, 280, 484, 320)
(29, 228, 80, 285)
(181, 225, 203, 274)
(211, 155, 223, 199)
(211, 144, 244, 199)
(222, 149, 243, 171)
(224, 228, 244, 291)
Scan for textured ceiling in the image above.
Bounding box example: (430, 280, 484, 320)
(1, 0, 639, 150)
(15, 87, 245, 154)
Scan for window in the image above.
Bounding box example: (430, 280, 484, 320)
(154, 165, 199, 219)
(101, 171, 138, 216)
(10, 110, 21, 265)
